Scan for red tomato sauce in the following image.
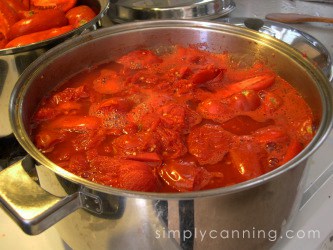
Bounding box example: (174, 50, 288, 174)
(31, 46, 315, 192)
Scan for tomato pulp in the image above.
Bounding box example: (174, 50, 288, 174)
(31, 46, 315, 193)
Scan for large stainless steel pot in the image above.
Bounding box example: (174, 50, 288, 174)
(0, 0, 109, 137)
(1, 21, 332, 250)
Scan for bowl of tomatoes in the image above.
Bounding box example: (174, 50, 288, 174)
(0, 0, 109, 51)
(0, 0, 109, 137)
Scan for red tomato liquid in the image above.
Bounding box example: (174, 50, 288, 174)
(31, 46, 315, 192)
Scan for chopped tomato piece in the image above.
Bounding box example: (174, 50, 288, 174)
(229, 90, 261, 111)
(6, 0, 28, 12)
(197, 90, 261, 123)
(93, 69, 124, 94)
(118, 160, 159, 192)
(112, 131, 160, 156)
(187, 124, 232, 165)
(221, 115, 274, 135)
(155, 128, 187, 159)
(253, 126, 289, 144)
(72, 130, 105, 151)
(281, 139, 303, 165)
(51, 85, 89, 104)
(159, 158, 218, 192)
(297, 118, 315, 144)
(35, 128, 65, 150)
(191, 65, 223, 86)
(122, 152, 162, 163)
(260, 91, 283, 113)
(117, 49, 162, 69)
(67, 154, 90, 176)
(46, 115, 101, 131)
(229, 140, 264, 180)
(157, 102, 202, 134)
(217, 73, 276, 98)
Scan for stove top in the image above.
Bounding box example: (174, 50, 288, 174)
(0, 135, 26, 171)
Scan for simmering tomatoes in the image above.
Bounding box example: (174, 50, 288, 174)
(31, 46, 315, 192)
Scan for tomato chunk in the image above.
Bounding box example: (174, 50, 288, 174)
(118, 160, 159, 192)
(191, 65, 224, 86)
(117, 49, 162, 69)
(93, 69, 124, 94)
(281, 139, 303, 165)
(229, 140, 264, 180)
(221, 115, 274, 135)
(159, 158, 220, 192)
(217, 73, 276, 98)
(157, 102, 202, 134)
(188, 124, 232, 165)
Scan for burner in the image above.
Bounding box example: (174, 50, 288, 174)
(0, 134, 26, 170)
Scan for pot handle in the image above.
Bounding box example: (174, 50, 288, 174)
(0, 157, 81, 235)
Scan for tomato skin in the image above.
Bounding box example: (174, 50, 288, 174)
(18, 9, 40, 19)
(159, 158, 215, 192)
(221, 115, 274, 135)
(31, 0, 77, 12)
(217, 73, 276, 98)
(187, 124, 232, 165)
(65, 5, 96, 28)
(93, 69, 124, 94)
(8, 9, 68, 40)
(6, 0, 28, 12)
(118, 161, 159, 192)
(21, 0, 30, 9)
(197, 90, 261, 124)
(0, 1, 20, 37)
(281, 139, 303, 165)
(229, 139, 264, 180)
(229, 90, 261, 111)
(5, 25, 73, 48)
(191, 65, 223, 85)
(117, 49, 162, 69)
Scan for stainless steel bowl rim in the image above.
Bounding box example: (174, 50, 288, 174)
(10, 20, 333, 199)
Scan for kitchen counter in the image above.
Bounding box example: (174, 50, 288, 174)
(1, 0, 332, 249)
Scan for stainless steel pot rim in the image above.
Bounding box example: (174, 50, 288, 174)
(0, 1, 109, 55)
(10, 20, 333, 199)
(109, 0, 236, 23)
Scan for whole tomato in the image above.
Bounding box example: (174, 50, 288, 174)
(8, 9, 68, 40)
(66, 5, 96, 28)
(5, 25, 73, 48)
